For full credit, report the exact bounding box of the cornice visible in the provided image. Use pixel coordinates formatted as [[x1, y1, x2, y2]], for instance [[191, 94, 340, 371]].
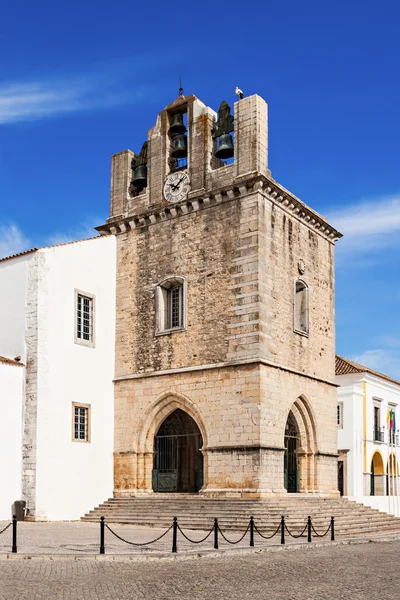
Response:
[[96, 173, 342, 243]]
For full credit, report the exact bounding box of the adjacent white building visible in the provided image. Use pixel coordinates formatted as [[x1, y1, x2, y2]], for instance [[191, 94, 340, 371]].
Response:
[[0, 357, 24, 519], [0, 235, 116, 520], [337, 355, 400, 515]]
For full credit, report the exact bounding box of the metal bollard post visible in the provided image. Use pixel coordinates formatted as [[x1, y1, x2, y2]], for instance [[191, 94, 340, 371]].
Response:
[[214, 518, 218, 550], [12, 515, 17, 554], [331, 516, 335, 541], [307, 516, 312, 543], [100, 517, 105, 554], [172, 517, 178, 553], [249, 516, 254, 547], [280, 515, 285, 545]]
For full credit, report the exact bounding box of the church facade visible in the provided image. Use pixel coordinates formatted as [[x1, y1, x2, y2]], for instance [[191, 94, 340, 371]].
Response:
[[97, 92, 342, 498]]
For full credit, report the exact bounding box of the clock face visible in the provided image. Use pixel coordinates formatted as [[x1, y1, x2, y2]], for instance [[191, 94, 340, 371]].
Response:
[[163, 171, 189, 203]]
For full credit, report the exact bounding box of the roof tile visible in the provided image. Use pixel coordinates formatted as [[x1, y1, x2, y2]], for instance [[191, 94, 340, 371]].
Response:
[[336, 355, 400, 387], [0, 356, 24, 367]]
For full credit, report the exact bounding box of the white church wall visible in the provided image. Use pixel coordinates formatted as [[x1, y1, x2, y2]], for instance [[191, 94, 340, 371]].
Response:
[[0, 254, 32, 362], [34, 235, 116, 520], [0, 361, 24, 520]]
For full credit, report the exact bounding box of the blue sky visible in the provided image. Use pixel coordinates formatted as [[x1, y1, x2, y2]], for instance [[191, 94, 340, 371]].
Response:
[[1, 0, 400, 377]]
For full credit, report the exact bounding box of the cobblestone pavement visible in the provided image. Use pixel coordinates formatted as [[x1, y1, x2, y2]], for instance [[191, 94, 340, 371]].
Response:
[[1, 539, 400, 599], [0, 520, 315, 555]]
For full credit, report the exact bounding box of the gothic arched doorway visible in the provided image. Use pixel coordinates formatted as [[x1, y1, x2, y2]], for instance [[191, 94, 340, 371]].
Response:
[[152, 409, 204, 493], [284, 412, 299, 493]]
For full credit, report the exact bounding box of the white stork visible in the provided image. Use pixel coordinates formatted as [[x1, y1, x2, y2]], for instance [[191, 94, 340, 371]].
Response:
[[235, 86, 244, 100]]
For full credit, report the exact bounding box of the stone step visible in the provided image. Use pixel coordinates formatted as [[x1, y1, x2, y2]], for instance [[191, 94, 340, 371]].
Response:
[[95, 503, 376, 513], [85, 508, 393, 518], [82, 495, 400, 535], [83, 502, 391, 512], [82, 516, 400, 530]]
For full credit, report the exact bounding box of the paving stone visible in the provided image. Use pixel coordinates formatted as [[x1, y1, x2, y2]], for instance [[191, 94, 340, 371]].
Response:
[[1, 538, 400, 599]]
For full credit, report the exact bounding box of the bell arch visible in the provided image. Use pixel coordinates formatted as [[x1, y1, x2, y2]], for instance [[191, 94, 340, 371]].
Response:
[[284, 395, 317, 493]]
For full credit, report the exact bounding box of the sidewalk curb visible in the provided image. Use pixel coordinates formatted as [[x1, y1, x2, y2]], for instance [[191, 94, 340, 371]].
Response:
[[1, 533, 400, 562]]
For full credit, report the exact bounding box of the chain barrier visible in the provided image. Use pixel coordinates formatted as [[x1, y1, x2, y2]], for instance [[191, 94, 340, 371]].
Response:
[[4, 512, 334, 556], [0, 522, 12, 537], [104, 522, 173, 547], [217, 521, 250, 545], [0, 516, 17, 553], [284, 522, 308, 539], [253, 520, 281, 540], [311, 521, 332, 538], [99, 514, 334, 554], [177, 524, 214, 544]]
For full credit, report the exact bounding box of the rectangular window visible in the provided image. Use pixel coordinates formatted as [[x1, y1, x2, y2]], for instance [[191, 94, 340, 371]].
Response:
[[155, 278, 186, 335], [374, 406, 380, 431], [168, 285, 183, 329], [373, 405, 384, 442], [294, 279, 309, 335], [72, 403, 91, 442], [337, 403, 343, 428], [75, 290, 95, 347]]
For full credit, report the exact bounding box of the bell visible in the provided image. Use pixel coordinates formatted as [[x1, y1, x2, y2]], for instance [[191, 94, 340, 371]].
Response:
[[169, 113, 186, 135], [215, 133, 234, 160], [170, 133, 187, 158], [132, 164, 147, 188]]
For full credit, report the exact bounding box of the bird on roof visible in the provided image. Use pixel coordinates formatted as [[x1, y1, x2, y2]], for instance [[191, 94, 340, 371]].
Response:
[[235, 86, 244, 100]]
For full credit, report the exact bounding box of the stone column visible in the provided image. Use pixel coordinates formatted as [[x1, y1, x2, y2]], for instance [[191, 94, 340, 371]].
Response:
[[234, 94, 269, 180], [110, 150, 134, 219]]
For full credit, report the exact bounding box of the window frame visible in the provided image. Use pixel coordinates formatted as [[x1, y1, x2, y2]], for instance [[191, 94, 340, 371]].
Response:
[[72, 402, 91, 443], [337, 402, 344, 429], [293, 278, 309, 337], [74, 289, 96, 348], [372, 398, 384, 443], [155, 276, 187, 336]]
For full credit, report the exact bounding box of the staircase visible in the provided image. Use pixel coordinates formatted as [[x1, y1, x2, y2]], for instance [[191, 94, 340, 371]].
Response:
[[82, 495, 400, 537]]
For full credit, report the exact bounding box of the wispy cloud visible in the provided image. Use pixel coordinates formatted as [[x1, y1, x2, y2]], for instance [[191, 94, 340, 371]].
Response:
[[327, 194, 400, 255], [0, 63, 150, 124], [0, 223, 30, 258], [351, 349, 400, 381], [45, 218, 104, 246], [0, 218, 106, 259]]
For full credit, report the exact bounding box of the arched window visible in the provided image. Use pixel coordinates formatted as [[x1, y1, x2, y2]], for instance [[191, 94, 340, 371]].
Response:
[[155, 276, 186, 334], [294, 279, 309, 335]]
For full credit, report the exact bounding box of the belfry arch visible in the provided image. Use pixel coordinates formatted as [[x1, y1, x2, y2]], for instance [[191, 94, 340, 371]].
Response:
[[284, 396, 317, 493]]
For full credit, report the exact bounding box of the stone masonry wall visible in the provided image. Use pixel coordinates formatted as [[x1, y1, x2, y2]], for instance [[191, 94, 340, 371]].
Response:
[[114, 192, 264, 379], [258, 192, 336, 382], [114, 361, 338, 496], [22, 253, 41, 516]]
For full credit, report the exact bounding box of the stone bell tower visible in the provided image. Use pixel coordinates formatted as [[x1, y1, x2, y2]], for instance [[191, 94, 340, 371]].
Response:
[[98, 90, 342, 498]]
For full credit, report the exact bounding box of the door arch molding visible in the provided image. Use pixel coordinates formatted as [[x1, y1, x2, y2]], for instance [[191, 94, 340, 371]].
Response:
[[137, 391, 208, 454], [283, 395, 317, 492]]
